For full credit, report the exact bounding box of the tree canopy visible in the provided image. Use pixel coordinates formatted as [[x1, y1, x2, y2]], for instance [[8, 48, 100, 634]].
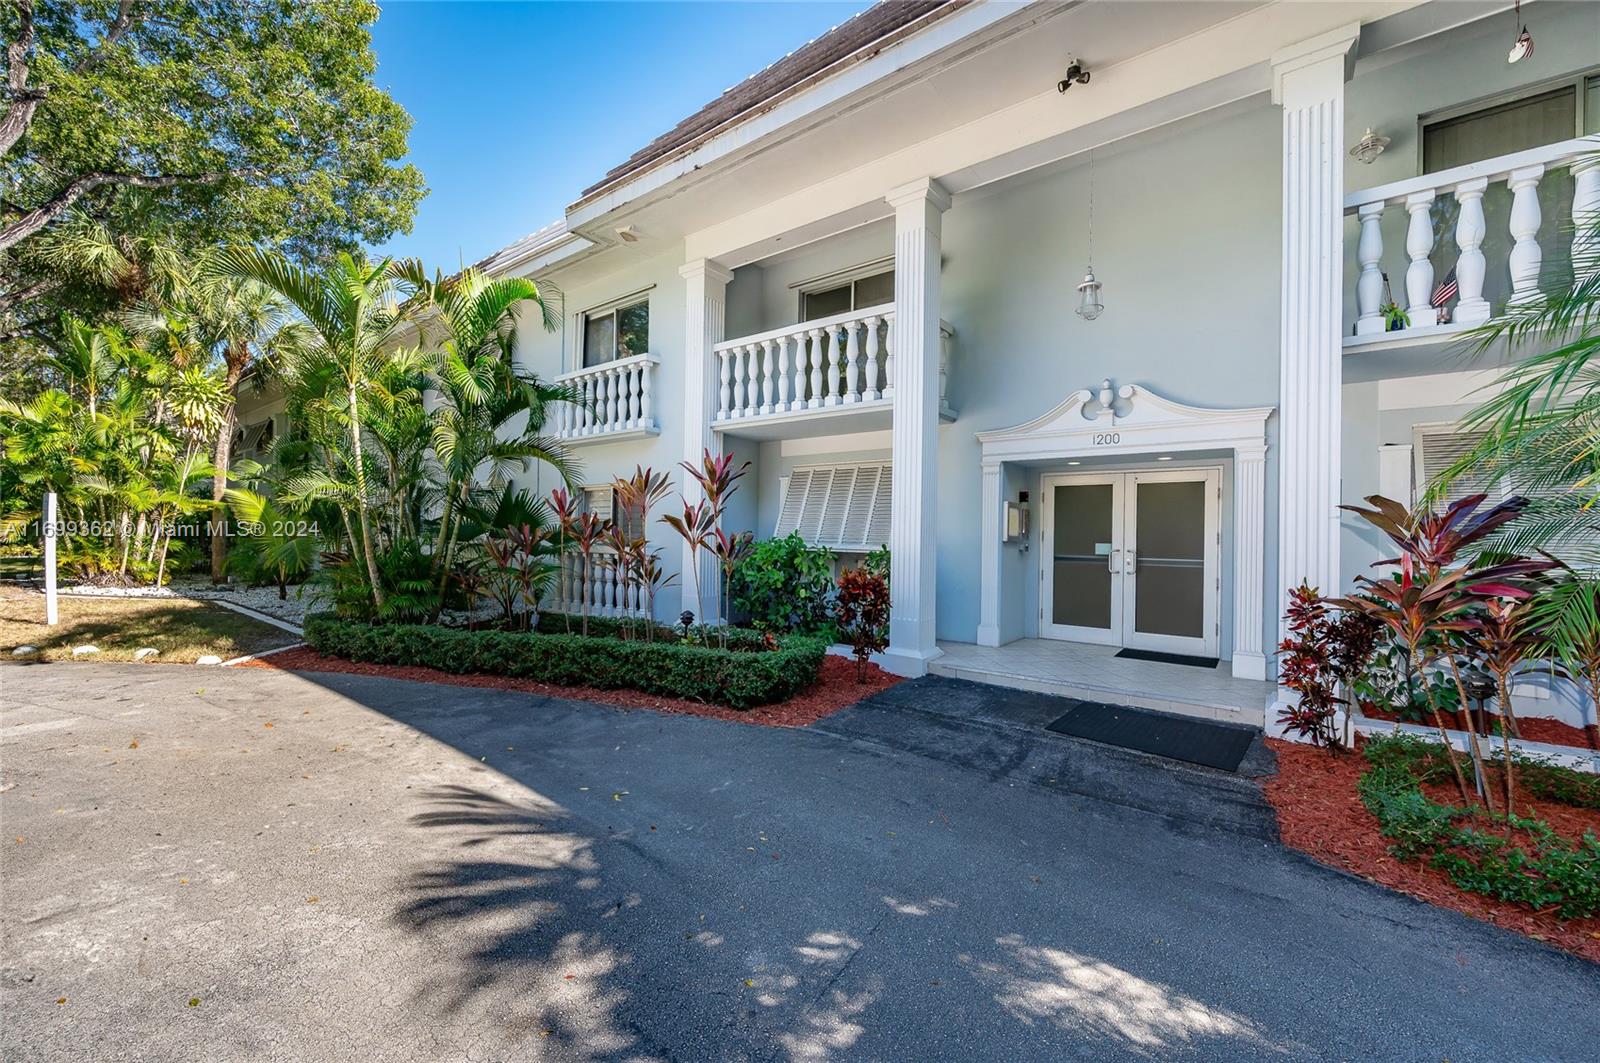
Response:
[[0, 0, 426, 338]]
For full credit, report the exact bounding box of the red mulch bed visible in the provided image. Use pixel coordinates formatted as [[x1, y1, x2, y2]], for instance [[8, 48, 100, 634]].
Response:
[[1360, 706, 1598, 752], [1263, 738, 1600, 964], [241, 647, 901, 728]]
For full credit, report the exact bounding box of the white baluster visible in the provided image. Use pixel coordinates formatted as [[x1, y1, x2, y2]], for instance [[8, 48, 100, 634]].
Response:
[[1574, 157, 1600, 284], [627, 363, 642, 428], [607, 367, 621, 429], [744, 344, 760, 416], [807, 329, 824, 408], [777, 335, 792, 411], [882, 317, 895, 400], [1454, 177, 1490, 325], [819, 328, 838, 406], [842, 322, 861, 403], [580, 378, 593, 435], [718, 349, 733, 419], [760, 339, 775, 414], [862, 316, 882, 401], [731, 344, 747, 418], [793, 333, 810, 408], [1354, 201, 1386, 335], [1507, 164, 1544, 308], [1404, 189, 1435, 323], [640, 359, 654, 428]]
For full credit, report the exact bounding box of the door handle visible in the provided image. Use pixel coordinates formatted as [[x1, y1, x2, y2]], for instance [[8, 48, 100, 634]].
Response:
[[1107, 547, 1120, 575], [1124, 550, 1136, 575]]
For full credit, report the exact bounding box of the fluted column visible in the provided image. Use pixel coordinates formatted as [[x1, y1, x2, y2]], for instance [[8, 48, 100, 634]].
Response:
[[1231, 446, 1268, 681], [977, 460, 1002, 647], [1272, 25, 1356, 704], [883, 177, 950, 676], [680, 257, 732, 623]]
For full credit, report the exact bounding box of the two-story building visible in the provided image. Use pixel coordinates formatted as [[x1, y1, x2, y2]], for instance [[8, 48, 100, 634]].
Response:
[[238, 0, 1600, 730]]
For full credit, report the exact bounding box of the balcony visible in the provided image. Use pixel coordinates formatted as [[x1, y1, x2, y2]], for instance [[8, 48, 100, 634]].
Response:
[[712, 304, 954, 441], [1343, 137, 1600, 378], [552, 354, 661, 444]]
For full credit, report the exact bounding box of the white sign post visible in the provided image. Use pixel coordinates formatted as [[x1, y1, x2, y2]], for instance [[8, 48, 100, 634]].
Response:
[[42, 490, 58, 626]]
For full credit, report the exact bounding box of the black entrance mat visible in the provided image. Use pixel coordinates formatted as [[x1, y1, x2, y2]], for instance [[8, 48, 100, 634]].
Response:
[[1045, 702, 1257, 772], [1115, 648, 1218, 669]]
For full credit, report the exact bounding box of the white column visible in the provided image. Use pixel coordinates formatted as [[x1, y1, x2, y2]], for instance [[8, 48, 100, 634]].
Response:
[[42, 490, 58, 626], [977, 460, 1002, 647], [883, 177, 950, 676], [1271, 25, 1356, 709], [1231, 447, 1267, 681], [1353, 202, 1386, 335], [680, 258, 732, 623]]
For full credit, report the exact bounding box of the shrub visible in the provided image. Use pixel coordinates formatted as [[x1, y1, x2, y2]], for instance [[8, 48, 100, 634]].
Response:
[[304, 613, 826, 709], [728, 532, 836, 634], [834, 564, 889, 681], [535, 611, 770, 651], [1358, 735, 1600, 918]]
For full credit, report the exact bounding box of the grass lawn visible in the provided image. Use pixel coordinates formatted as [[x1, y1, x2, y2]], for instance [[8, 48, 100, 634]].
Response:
[[0, 586, 299, 664]]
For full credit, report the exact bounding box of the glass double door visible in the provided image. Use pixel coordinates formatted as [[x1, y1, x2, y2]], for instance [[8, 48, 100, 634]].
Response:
[[1041, 469, 1220, 657]]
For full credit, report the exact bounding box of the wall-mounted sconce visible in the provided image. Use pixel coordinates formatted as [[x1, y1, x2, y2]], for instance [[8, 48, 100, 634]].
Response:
[[1349, 128, 1390, 165]]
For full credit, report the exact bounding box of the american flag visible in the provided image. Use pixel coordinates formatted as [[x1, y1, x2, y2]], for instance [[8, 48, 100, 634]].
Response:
[[1432, 267, 1458, 308]]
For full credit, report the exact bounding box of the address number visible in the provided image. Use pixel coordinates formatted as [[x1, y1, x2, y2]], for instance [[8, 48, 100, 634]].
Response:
[[1092, 432, 1121, 446]]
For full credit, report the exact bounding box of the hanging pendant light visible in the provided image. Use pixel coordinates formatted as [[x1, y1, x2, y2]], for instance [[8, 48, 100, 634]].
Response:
[[1076, 150, 1104, 320], [1508, 0, 1533, 63]]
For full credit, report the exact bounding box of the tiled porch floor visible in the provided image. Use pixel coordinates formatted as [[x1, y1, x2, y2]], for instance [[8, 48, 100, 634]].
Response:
[[930, 639, 1275, 726]]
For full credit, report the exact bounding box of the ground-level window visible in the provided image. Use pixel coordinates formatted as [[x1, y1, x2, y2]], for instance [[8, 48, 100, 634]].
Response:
[[800, 268, 894, 321], [582, 484, 645, 539], [774, 462, 891, 552], [581, 295, 649, 368]]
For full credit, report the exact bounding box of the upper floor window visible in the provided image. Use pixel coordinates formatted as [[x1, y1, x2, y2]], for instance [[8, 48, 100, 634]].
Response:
[[1421, 72, 1600, 173], [800, 268, 894, 321], [581, 295, 649, 368]]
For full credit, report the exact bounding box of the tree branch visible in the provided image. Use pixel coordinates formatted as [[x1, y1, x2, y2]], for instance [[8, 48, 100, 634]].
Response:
[[0, 0, 38, 158], [0, 275, 56, 314], [0, 170, 240, 254], [74, 0, 139, 74]]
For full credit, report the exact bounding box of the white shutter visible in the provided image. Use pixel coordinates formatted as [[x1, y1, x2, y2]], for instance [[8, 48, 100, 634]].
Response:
[[1415, 428, 1495, 506], [772, 461, 893, 551], [583, 486, 614, 521]]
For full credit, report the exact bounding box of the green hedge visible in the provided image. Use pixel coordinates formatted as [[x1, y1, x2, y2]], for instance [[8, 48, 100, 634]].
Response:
[[534, 611, 771, 651], [304, 613, 826, 710], [1358, 735, 1600, 919]]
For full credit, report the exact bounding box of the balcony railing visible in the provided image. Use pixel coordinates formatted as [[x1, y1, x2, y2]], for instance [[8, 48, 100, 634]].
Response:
[[1345, 137, 1600, 343], [545, 553, 647, 619], [553, 354, 660, 443], [712, 303, 952, 428]]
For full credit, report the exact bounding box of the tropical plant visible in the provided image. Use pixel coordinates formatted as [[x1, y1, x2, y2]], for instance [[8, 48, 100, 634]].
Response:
[[835, 564, 890, 682], [1276, 584, 1344, 749], [729, 532, 837, 634], [1527, 573, 1600, 751], [223, 486, 316, 600], [709, 528, 755, 649]]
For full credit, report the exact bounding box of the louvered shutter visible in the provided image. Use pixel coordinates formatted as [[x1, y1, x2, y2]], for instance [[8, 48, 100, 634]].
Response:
[[773, 462, 893, 551], [1416, 429, 1495, 506], [583, 486, 614, 521]]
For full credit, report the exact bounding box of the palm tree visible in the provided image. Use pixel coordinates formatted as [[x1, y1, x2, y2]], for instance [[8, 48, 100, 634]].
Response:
[[213, 250, 422, 611]]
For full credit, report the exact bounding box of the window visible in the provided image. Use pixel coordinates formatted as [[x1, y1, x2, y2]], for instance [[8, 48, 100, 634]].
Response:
[[581, 296, 649, 368], [1413, 426, 1494, 507], [800, 269, 894, 321], [582, 485, 645, 539], [775, 462, 892, 552], [1422, 86, 1578, 173]]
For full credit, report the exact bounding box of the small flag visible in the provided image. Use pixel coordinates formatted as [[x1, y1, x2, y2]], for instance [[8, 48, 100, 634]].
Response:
[[1431, 268, 1458, 308]]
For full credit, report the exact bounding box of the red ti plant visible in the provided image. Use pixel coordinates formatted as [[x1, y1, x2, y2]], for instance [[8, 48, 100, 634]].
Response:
[[549, 488, 579, 634], [660, 499, 714, 642], [835, 564, 891, 682], [1333, 493, 1553, 811], [1277, 584, 1343, 750], [709, 527, 754, 649], [663, 449, 751, 643], [569, 511, 607, 637], [634, 544, 675, 643], [1472, 596, 1546, 815]]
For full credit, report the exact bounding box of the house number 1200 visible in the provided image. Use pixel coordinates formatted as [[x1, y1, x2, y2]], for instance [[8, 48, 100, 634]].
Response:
[[1092, 432, 1121, 446]]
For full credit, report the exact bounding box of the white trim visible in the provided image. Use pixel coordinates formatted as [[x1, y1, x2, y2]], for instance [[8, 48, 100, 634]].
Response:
[[976, 383, 1273, 677], [787, 255, 895, 292], [779, 430, 893, 457]]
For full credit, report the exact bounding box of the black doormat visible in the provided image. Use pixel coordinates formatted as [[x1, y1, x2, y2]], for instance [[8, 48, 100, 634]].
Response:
[[1045, 702, 1257, 772], [1115, 648, 1218, 669]]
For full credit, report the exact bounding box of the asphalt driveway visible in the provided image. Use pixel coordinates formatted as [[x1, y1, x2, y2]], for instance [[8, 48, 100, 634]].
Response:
[[3, 663, 1597, 1061]]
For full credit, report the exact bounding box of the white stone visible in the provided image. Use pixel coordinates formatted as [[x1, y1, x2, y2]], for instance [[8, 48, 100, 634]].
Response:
[[133, 647, 159, 661], [194, 655, 224, 666], [11, 645, 37, 656], [71, 645, 99, 657]]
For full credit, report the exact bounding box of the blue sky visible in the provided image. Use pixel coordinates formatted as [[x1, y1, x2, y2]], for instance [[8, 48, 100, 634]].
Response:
[[370, 1, 876, 269]]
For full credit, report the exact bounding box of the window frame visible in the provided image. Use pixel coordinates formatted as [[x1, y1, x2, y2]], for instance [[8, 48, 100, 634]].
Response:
[[1417, 66, 1600, 174], [792, 257, 896, 321], [575, 287, 654, 370]]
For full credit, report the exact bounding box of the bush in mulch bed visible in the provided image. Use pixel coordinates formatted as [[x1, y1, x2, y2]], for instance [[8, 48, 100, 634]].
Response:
[[303, 612, 829, 710], [244, 646, 901, 728], [1263, 735, 1600, 963], [1360, 704, 1598, 753]]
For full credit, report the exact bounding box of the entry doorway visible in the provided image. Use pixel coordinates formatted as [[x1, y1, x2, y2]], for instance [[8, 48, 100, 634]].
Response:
[[1040, 468, 1220, 658]]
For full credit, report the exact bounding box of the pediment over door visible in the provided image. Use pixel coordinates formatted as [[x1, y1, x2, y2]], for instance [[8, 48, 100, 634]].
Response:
[[976, 381, 1273, 462]]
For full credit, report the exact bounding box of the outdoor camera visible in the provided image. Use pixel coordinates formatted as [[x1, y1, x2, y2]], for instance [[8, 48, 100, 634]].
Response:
[[1057, 61, 1090, 93]]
